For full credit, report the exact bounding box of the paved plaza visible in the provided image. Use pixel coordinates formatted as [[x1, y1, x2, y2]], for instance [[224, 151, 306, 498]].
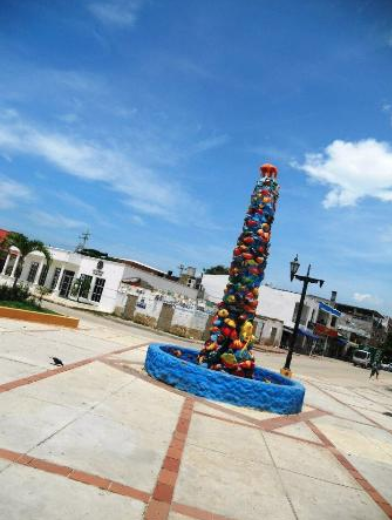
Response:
[[1, 308, 392, 520]]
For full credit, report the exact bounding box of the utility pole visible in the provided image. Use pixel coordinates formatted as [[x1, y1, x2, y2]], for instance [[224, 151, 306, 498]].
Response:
[[75, 230, 90, 253]]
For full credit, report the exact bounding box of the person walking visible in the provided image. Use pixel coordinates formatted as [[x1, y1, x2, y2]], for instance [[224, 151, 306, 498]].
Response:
[[369, 360, 381, 380]]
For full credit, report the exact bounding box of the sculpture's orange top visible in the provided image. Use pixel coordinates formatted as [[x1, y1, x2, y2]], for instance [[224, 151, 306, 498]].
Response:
[[260, 164, 278, 178]]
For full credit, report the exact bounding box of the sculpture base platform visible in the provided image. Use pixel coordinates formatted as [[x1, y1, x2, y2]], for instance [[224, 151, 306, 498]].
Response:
[[145, 344, 305, 415]]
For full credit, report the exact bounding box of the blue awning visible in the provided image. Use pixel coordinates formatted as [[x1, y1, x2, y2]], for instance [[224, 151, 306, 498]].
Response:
[[319, 302, 341, 318], [298, 326, 320, 340]]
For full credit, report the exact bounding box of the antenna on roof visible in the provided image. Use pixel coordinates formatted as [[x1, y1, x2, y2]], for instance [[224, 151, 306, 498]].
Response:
[[75, 230, 90, 252]]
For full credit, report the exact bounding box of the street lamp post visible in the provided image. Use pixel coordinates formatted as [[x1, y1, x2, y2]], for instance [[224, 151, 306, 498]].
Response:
[[281, 255, 324, 377]]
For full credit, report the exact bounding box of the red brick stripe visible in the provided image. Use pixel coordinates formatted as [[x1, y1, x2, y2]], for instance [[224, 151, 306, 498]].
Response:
[[194, 409, 261, 430], [144, 397, 195, 520], [0, 342, 149, 394], [0, 447, 150, 503], [306, 421, 392, 519], [172, 502, 236, 520]]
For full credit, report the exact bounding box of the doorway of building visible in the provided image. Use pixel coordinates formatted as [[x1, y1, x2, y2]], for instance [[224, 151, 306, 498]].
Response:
[[59, 270, 75, 298]]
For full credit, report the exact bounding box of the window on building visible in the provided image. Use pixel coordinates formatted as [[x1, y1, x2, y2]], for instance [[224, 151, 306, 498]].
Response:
[[270, 327, 278, 344], [293, 303, 309, 325], [50, 267, 62, 290], [331, 316, 337, 328], [79, 274, 92, 299], [38, 265, 49, 286], [27, 262, 39, 283], [91, 278, 106, 302], [5, 255, 17, 276]]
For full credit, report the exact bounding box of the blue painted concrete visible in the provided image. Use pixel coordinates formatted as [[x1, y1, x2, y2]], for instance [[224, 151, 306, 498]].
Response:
[[145, 344, 305, 415]]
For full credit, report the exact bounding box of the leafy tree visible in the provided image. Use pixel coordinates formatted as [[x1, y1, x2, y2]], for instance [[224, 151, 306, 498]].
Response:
[[3, 233, 51, 287], [203, 265, 230, 275], [36, 286, 51, 307], [381, 333, 392, 354], [71, 275, 92, 301], [80, 248, 108, 259]]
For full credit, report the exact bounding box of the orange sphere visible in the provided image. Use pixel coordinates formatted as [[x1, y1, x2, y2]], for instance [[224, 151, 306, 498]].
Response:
[[260, 163, 278, 178]]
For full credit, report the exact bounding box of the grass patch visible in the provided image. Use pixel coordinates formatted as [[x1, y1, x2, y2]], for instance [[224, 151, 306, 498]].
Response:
[[0, 300, 60, 315]]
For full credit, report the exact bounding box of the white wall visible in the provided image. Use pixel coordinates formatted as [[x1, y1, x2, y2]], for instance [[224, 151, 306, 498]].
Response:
[[123, 265, 198, 299], [202, 274, 319, 329], [133, 294, 163, 320], [172, 306, 210, 330]]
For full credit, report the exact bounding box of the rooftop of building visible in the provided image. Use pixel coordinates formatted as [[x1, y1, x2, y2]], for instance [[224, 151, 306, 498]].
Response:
[[335, 302, 384, 320]]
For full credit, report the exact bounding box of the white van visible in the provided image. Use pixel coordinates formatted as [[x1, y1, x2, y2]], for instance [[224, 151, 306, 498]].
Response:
[[353, 350, 371, 368]]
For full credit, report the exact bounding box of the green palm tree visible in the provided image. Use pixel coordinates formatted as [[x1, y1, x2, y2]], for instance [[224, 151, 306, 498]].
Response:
[[4, 232, 52, 287]]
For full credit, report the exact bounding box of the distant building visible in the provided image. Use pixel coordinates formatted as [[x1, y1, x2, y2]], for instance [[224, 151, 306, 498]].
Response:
[[0, 241, 198, 313], [335, 303, 387, 347], [201, 274, 345, 354]]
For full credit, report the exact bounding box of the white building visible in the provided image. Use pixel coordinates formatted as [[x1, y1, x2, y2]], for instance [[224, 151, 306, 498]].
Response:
[[202, 275, 321, 328], [201, 274, 337, 349], [0, 246, 198, 313]]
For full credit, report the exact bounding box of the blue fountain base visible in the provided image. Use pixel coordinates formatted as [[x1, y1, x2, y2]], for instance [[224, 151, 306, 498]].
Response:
[[145, 344, 305, 415]]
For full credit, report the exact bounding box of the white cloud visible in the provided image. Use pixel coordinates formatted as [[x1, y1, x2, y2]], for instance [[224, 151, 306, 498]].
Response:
[[353, 292, 372, 302], [58, 113, 79, 124], [353, 292, 382, 306], [381, 226, 392, 243], [0, 175, 32, 209], [191, 135, 229, 154], [30, 210, 86, 230], [88, 0, 145, 27], [294, 139, 392, 208], [130, 215, 145, 226], [0, 113, 204, 224]]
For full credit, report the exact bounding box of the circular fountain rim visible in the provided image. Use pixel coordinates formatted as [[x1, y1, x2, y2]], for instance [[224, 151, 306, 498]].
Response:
[[145, 344, 305, 415]]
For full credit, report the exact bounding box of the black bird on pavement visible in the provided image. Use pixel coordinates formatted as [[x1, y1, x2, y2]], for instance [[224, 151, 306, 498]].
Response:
[[51, 357, 64, 367]]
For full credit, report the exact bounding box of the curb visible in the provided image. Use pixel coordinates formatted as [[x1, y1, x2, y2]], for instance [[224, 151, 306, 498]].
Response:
[[0, 306, 79, 329]]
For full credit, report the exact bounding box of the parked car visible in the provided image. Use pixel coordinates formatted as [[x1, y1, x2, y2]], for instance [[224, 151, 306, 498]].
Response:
[[352, 349, 372, 368], [381, 361, 392, 371]]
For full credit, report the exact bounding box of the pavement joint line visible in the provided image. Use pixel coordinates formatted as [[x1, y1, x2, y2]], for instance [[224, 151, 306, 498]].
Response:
[[260, 422, 300, 520], [144, 396, 195, 520], [305, 379, 392, 434], [306, 420, 392, 519], [23, 371, 139, 466], [0, 446, 151, 503], [0, 342, 149, 394], [267, 429, 325, 447], [322, 410, 388, 429], [0, 355, 47, 369]]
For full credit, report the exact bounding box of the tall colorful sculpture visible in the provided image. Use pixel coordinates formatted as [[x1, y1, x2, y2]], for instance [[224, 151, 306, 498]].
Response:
[[198, 164, 279, 378]]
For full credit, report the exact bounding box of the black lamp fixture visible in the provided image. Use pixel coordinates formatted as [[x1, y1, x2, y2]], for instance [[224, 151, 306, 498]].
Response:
[[290, 254, 300, 281]]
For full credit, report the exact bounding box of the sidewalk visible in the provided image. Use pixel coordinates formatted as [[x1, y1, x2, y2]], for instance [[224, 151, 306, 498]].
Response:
[[0, 313, 392, 519]]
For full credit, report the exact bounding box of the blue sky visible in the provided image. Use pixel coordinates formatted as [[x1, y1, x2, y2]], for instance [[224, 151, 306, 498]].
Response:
[[0, 0, 392, 314]]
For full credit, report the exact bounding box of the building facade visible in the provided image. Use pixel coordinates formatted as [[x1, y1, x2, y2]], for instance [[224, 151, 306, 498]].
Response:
[[201, 275, 340, 353], [0, 245, 198, 313]]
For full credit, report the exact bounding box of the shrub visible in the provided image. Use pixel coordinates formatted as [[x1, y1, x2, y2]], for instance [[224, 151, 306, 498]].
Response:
[[133, 313, 157, 328], [170, 325, 188, 338], [0, 284, 31, 302]]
